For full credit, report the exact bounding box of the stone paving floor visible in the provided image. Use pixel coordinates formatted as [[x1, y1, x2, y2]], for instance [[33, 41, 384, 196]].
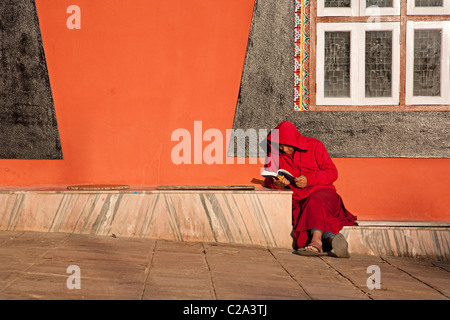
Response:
[[0, 231, 449, 301]]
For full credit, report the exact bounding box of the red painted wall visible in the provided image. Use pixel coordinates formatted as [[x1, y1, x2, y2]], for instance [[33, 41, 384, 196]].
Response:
[[0, 0, 448, 222]]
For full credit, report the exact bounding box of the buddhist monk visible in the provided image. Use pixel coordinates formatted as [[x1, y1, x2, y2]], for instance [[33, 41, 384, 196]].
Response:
[[264, 121, 357, 257]]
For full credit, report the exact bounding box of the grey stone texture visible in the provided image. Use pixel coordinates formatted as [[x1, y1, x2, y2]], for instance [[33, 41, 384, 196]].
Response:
[[0, 0, 62, 159]]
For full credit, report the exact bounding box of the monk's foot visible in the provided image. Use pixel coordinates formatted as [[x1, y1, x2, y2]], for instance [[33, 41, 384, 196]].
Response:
[[305, 240, 323, 253]]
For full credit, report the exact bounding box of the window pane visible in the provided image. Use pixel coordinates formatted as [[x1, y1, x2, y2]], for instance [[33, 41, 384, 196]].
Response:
[[366, 0, 393, 8], [415, 0, 443, 7], [325, 0, 351, 8], [413, 29, 441, 97], [365, 31, 392, 98], [324, 31, 351, 97]]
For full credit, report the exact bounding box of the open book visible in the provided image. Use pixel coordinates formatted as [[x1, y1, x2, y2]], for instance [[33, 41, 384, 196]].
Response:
[[261, 168, 296, 184]]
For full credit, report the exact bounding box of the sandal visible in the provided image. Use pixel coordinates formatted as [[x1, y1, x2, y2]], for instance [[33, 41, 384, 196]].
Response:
[[331, 233, 350, 258], [296, 245, 328, 256]]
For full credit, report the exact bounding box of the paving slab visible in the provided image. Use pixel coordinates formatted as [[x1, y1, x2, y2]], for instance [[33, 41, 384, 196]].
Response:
[[204, 243, 309, 300], [0, 231, 449, 302], [381, 256, 450, 298], [143, 241, 214, 300], [321, 254, 448, 300], [270, 249, 370, 300]]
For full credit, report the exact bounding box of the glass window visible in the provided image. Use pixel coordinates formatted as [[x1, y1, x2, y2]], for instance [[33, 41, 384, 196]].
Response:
[[312, 0, 450, 109], [324, 32, 351, 98], [325, 0, 352, 7], [366, 0, 393, 7], [415, 0, 443, 6], [365, 31, 393, 98], [406, 22, 450, 104], [318, 0, 400, 16], [318, 0, 359, 16], [413, 29, 441, 97], [407, 0, 450, 14], [317, 23, 400, 105], [361, 0, 400, 15]]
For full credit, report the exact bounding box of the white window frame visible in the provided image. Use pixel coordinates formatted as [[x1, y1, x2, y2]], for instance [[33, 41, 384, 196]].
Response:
[[360, 0, 401, 16], [407, 0, 450, 15], [316, 22, 400, 106], [318, 0, 400, 17], [406, 21, 450, 105]]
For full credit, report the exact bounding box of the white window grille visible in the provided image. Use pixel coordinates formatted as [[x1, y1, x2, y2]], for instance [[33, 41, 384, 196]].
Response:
[[317, 0, 400, 17], [316, 22, 400, 105], [407, 0, 450, 15], [405, 21, 450, 105]]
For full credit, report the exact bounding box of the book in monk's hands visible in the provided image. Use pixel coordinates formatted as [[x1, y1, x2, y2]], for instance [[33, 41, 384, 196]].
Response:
[[261, 168, 296, 184]]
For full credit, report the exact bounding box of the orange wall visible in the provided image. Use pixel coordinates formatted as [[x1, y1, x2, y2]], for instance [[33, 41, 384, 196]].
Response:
[[0, 0, 448, 222]]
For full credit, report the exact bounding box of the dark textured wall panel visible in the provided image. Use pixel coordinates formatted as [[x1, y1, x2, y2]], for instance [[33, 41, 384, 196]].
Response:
[[288, 111, 449, 158], [230, 0, 295, 157], [231, 0, 450, 158], [0, 0, 62, 159]]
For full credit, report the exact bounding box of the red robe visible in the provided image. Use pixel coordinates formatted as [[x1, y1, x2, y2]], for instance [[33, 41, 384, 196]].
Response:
[[264, 121, 357, 249]]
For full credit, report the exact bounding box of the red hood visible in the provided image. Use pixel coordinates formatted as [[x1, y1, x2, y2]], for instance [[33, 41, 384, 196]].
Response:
[[267, 121, 307, 150]]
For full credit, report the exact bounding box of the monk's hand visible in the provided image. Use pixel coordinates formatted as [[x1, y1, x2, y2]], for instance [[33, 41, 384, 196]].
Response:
[[294, 175, 307, 188], [273, 176, 290, 188]]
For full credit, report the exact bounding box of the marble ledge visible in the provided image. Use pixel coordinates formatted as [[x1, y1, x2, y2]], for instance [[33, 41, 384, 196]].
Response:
[[349, 220, 450, 228], [0, 186, 294, 249], [0, 186, 293, 195]]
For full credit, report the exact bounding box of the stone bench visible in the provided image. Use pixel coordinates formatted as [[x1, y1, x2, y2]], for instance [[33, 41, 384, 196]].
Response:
[[0, 186, 293, 248], [343, 221, 450, 261]]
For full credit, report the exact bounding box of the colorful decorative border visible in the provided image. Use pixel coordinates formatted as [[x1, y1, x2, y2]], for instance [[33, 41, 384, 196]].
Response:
[[294, 0, 310, 111]]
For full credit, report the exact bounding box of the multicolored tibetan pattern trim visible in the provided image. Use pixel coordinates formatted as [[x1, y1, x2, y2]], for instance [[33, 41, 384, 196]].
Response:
[[294, 0, 310, 111]]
